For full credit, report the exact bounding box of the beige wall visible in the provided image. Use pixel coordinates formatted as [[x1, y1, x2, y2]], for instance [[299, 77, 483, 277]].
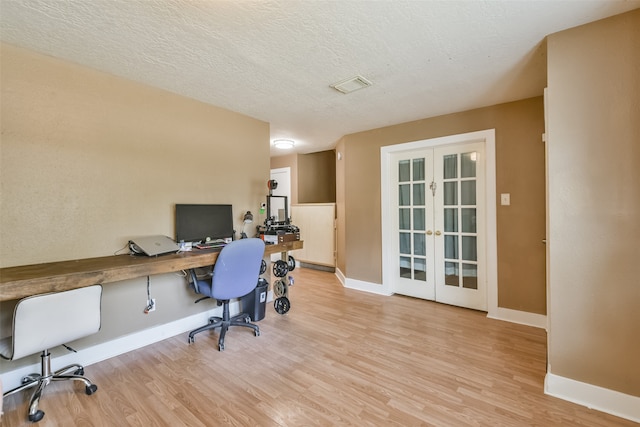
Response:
[[270, 150, 336, 204], [547, 10, 640, 397], [0, 43, 270, 371], [337, 97, 547, 314], [298, 150, 336, 204]]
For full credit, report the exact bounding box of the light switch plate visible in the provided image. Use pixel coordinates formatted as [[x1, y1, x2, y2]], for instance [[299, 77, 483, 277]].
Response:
[[501, 193, 511, 206]]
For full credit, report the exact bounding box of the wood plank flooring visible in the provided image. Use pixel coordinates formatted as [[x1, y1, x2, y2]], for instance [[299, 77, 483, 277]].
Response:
[[2, 267, 634, 426]]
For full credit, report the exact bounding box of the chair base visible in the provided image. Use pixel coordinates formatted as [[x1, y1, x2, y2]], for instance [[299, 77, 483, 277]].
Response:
[[2, 350, 97, 423], [188, 300, 260, 351]]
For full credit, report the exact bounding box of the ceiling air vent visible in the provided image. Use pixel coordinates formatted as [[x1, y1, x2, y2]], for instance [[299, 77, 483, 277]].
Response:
[[330, 75, 373, 94]]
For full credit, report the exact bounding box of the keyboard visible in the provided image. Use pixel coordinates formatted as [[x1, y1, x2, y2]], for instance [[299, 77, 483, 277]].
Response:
[[195, 242, 226, 249]]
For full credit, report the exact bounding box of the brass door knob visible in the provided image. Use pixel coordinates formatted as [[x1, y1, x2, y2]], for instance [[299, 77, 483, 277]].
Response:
[[426, 230, 433, 235], [435, 230, 442, 236]]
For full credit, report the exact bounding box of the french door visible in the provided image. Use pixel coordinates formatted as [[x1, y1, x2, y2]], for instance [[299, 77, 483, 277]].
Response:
[[390, 141, 487, 311]]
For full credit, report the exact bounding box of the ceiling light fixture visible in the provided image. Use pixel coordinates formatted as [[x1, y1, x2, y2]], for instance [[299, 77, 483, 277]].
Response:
[[330, 75, 373, 94], [273, 139, 295, 149]]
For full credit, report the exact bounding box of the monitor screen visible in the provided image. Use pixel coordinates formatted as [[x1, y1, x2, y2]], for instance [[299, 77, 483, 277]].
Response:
[[175, 204, 234, 243]]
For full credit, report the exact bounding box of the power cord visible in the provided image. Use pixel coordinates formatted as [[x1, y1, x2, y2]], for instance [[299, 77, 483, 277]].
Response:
[[143, 276, 155, 313], [113, 242, 130, 256]]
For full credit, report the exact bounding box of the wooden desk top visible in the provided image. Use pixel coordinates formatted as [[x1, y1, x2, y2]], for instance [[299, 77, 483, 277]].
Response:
[[0, 240, 302, 302]]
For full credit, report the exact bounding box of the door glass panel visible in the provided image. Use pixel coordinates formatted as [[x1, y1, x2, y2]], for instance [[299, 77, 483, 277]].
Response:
[[399, 160, 410, 182], [445, 235, 458, 259], [414, 233, 426, 256], [399, 232, 411, 254], [413, 158, 425, 181], [400, 257, 412, 278], [462, 236, 477, 261], [461, 180, 476, 205], [443, 182, 457, 205], [413, 183, 425, 205], [444, 208, 458, 232], [413, 208, 425, 231], [399, 184, 410, 206], [399, 208, 410, 230], [443, 154, 457, 179], [462, 263, 478, 289], [445, 261, 459, 286], [461, 208, 476, 233], [397, 155, 430, 285], [414, 258, 427, 281], [461, 152, 477, 178]]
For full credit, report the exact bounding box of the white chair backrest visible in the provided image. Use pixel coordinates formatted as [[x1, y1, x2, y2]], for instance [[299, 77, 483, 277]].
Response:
[[11, 285, 102, 360]]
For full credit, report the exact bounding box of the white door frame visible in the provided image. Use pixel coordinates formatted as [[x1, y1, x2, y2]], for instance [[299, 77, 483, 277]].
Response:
[[381, 129, 498, 315], [269, 167, 291, 218]]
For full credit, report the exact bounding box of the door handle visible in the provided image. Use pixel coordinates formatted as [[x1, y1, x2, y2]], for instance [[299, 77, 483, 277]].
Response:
[[435, 230, 442, 236], [426, 230, 433, 235]]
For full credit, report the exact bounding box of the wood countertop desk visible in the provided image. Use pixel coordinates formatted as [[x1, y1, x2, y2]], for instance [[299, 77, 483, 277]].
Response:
[[0, 240, 303, 302]]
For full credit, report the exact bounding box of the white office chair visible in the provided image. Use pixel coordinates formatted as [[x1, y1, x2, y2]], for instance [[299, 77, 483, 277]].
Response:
[[0, 285, 102, 423]]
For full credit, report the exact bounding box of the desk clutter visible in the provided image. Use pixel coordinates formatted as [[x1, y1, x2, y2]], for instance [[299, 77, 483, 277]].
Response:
[[257, 179, 301, 245]]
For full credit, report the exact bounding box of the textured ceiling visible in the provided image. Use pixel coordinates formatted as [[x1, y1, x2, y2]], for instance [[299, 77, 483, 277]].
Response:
[[1, 0, 639, 155]]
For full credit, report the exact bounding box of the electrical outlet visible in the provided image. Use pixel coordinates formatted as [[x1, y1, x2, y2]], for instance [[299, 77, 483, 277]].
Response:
[[500, 193, 511, 206]]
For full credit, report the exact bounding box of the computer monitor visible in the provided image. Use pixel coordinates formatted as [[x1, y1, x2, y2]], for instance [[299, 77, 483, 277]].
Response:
[[175, 204, 234, 243]]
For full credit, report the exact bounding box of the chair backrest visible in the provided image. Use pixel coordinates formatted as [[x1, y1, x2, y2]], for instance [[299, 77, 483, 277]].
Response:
[[210, 238, 265, 301], [10, 285, 102, 360]]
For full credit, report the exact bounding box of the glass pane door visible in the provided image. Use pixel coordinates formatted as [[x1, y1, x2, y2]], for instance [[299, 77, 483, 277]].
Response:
[[434, 143, 486, 311], [392, 150, 435, 300]]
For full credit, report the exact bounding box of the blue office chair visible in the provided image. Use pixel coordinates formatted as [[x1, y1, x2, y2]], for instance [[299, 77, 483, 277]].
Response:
[[187, 238, 265, 351], [0, 285, 102, 423]]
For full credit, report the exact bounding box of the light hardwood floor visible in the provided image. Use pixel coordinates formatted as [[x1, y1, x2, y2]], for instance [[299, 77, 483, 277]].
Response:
[[2, 267, 634, 426]]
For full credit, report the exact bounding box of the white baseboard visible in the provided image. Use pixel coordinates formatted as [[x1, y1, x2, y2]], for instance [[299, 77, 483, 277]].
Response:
[[545, 373, 640, 423], [487, 306, 547, 329], [1, 302, 237, 391], [337, 271, 547, 327], [343, 277, 392, 296]]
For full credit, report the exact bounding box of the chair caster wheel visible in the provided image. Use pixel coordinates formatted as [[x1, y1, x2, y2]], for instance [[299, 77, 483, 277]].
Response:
[[218, 343, 225, 351], [188, 335, 195, 344], [22, 375, 36, 384], [74, 367, 85, 376], [255, 330, 260, 337], [85, 384, 98, 395], [29, 409, 45, 422]]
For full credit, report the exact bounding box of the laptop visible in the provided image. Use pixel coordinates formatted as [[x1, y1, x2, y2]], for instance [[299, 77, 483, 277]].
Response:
[[129, 235, 180, 256]]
